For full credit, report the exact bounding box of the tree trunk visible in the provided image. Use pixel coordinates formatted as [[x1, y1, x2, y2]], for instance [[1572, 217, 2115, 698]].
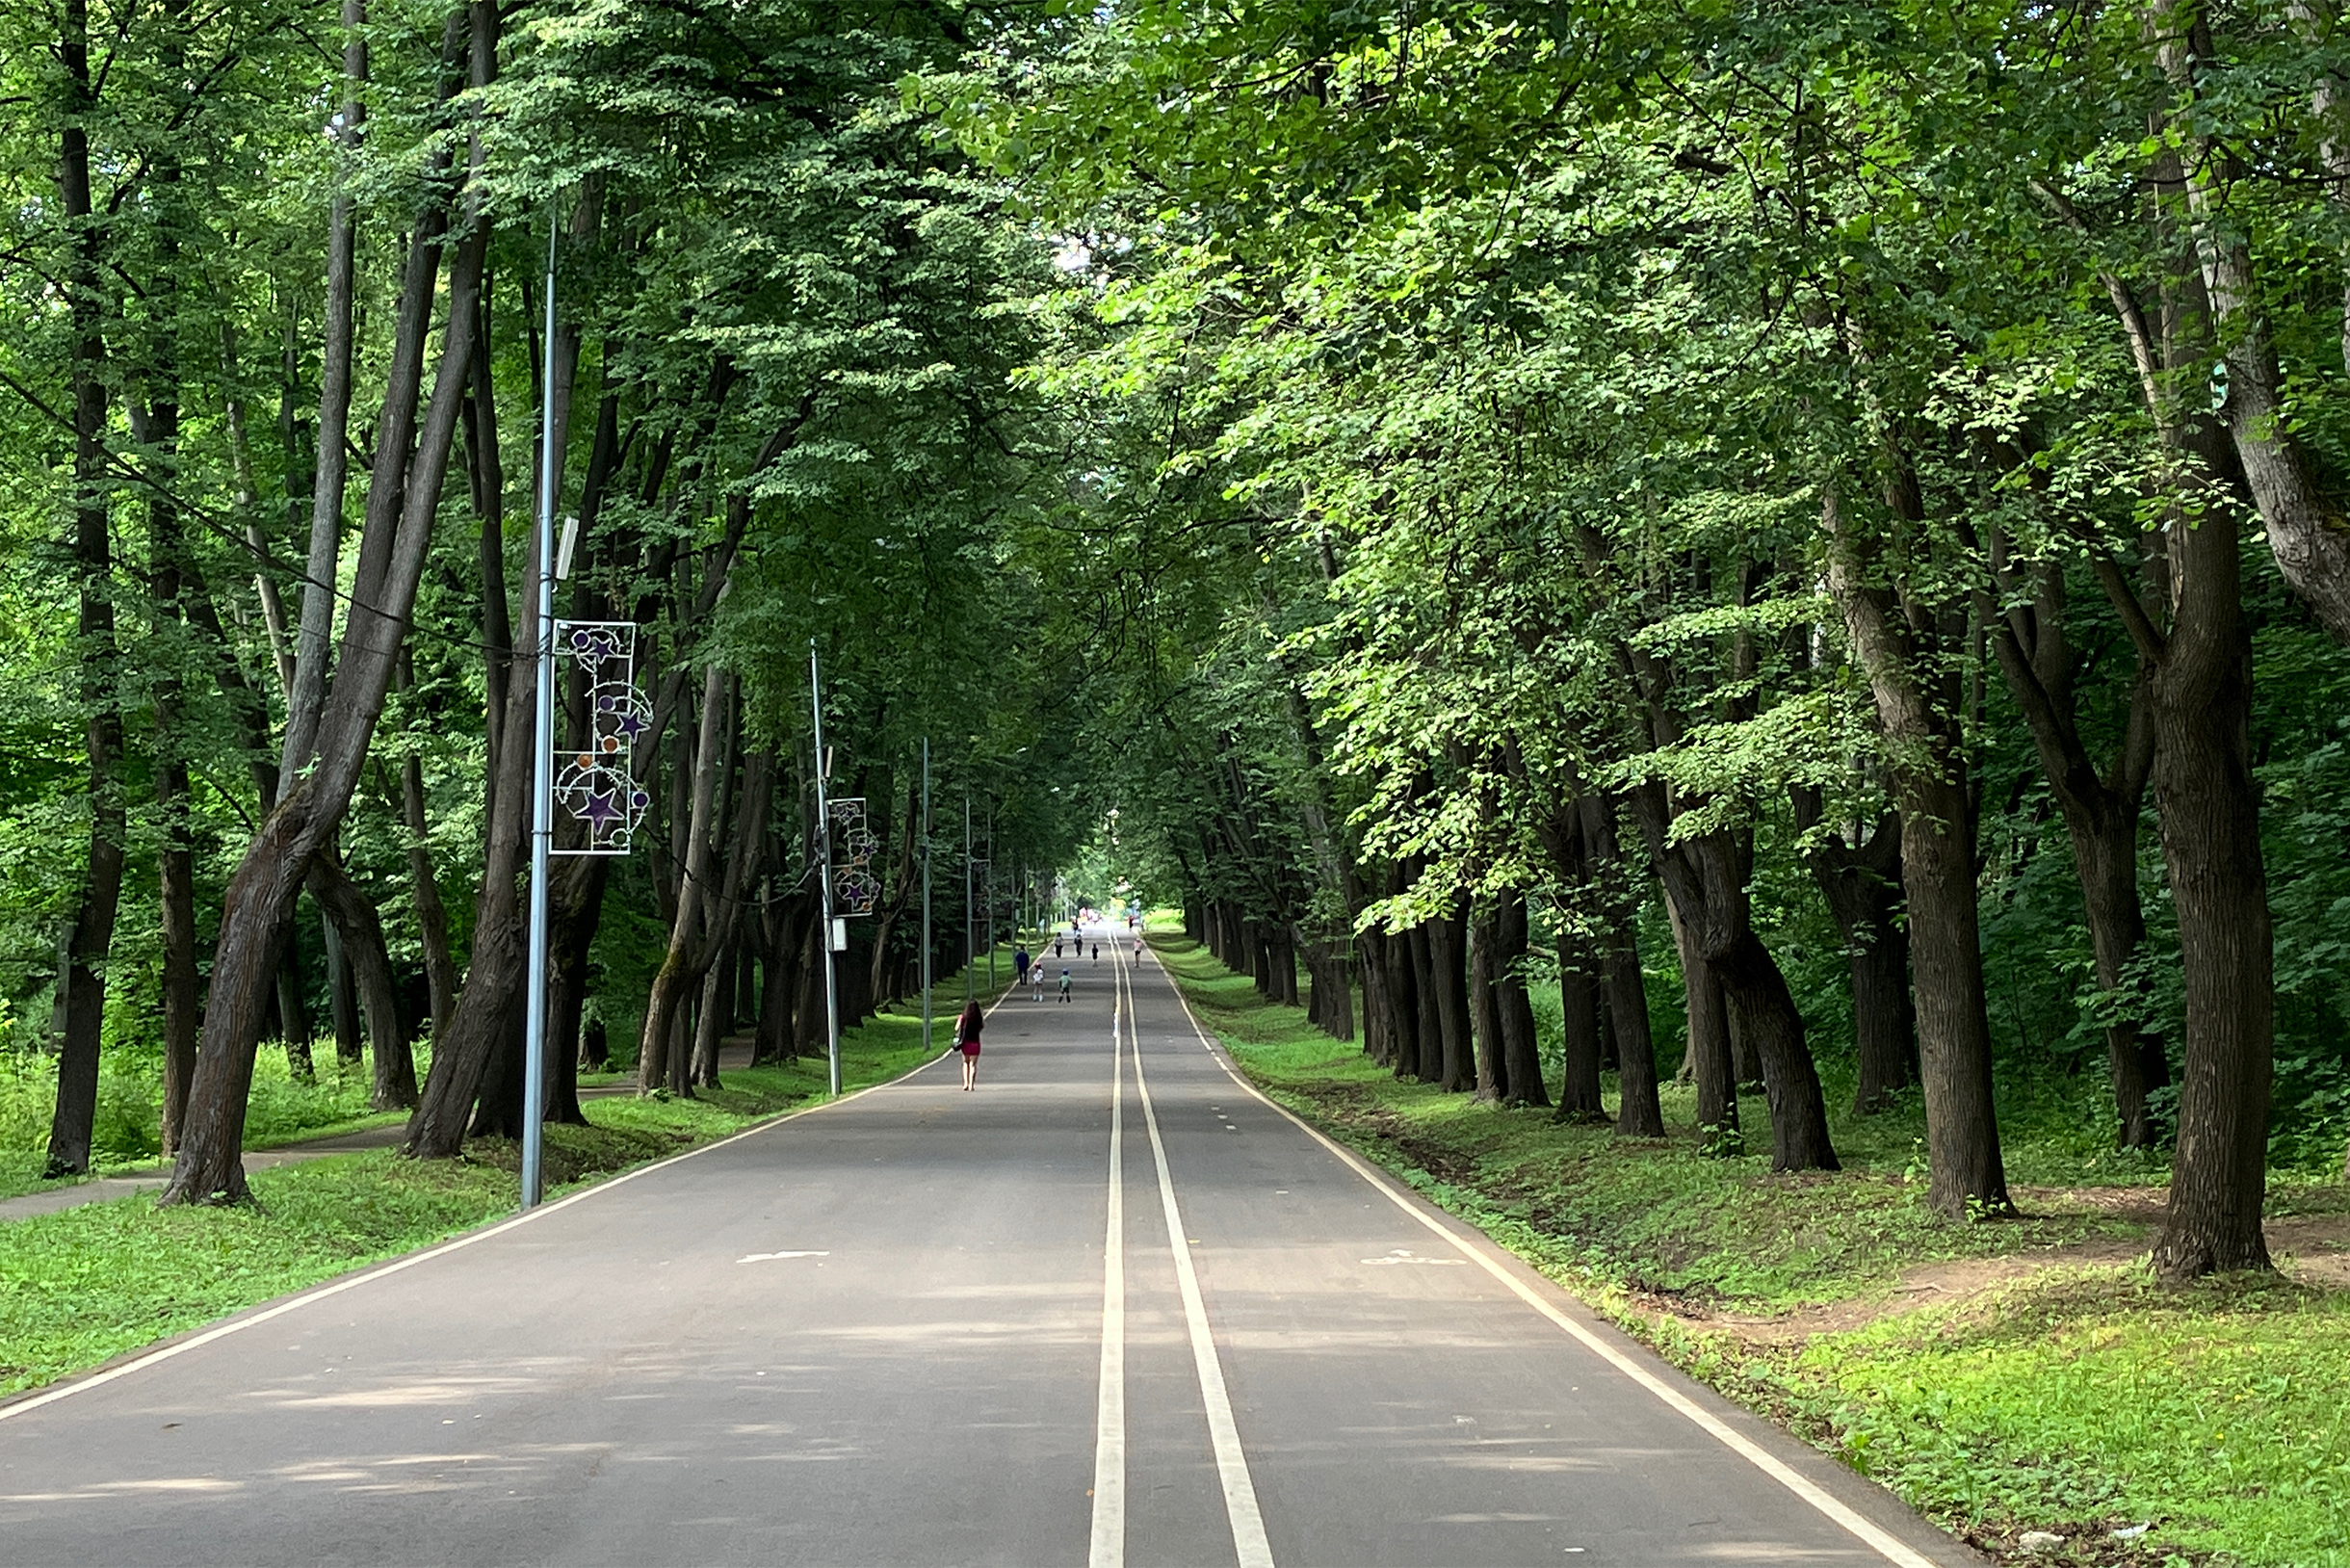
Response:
[[1495, 889, 1547, 1109], [1554, 924, 1606, 1121], [542, 856, 605, 1126], [640, 665, 730, 1093], [392, 657, 458, 1047], [168, 4, 493, 1204], [324, 920, 364, 1065], [46, 0, 125, 1178], [1580, 796, 1667, 1138], [309, 858, 416, 1111], [2055, 65, 2277, 1269], [141, 394, 201, 1159], [1818, 481, 2000, 1213], [1428, 902, 1475, 1094], [691, 748, 774, 1087], [1793, 796, 1915, 1115], [1468, 902, 1507, 1102], [1405, 919, 1441, 1084], [1664, 886, 1735, 1133]]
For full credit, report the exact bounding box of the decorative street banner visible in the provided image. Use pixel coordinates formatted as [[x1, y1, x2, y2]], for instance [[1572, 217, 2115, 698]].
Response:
[[552, 620, 651, 856], [830, 797, 880, 915]]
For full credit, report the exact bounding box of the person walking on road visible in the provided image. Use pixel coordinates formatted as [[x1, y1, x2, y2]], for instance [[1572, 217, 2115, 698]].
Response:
[[1053, 937, 1063, 959], [1091, 941, 1099, 963], [1031, 963, 1047, 1002], [1014, 946, 1031, 985], [954, 999, 985, 1090], [1058, 969, 1073, 1004]]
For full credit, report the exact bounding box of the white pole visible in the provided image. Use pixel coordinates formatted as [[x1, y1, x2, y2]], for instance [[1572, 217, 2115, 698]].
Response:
[[521, 210, 558, 1212], [921, 737, 931, 1054], [812, 641, 840, 1096]]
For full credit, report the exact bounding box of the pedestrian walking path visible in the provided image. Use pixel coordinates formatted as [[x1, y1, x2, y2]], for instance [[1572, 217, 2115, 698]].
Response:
[[0, 1043, 761, 1225]]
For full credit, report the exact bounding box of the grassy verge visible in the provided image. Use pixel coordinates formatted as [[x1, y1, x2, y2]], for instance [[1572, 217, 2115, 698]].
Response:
[[1149, 932, 2350, 1568], [0, 980, 972, 1402], [0, 1047, 436, 1204]]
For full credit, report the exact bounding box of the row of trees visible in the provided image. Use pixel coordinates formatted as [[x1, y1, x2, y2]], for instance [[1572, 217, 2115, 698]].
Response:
[[8, 0, 2347, 1289], [0, 0, 1091, 1200], [955, 0, 2350, 1278]]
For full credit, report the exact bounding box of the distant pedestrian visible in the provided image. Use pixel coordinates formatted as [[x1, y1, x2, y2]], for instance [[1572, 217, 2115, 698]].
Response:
[[955, 999, 984, 1090], [1058, 969, 1073, 1004], [1133, 936, 1142, 959], [1014, 947, 1031, 984], [1031, 964, 1047, 1001], [1091, 942, 1100, 962], [1054, 938, 1063, 959]]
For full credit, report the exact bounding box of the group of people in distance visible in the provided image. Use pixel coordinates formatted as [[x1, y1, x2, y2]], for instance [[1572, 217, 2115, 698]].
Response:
[[957, 914, 1150, 1089]]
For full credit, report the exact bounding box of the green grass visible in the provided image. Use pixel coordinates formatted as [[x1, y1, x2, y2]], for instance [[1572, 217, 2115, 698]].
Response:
[[0, 977, 975, 1402], [0, 1046, 430, 1203], [1150, 933, 2350, 1568]]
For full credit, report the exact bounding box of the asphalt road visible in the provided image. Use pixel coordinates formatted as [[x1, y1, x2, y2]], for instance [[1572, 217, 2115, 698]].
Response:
[[0, 928, 1977, 1567]]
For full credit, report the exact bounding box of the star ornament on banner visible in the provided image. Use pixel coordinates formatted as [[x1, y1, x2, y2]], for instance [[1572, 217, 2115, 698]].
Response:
[[551, 620, 651, 856], [829, 797, 880, 915]]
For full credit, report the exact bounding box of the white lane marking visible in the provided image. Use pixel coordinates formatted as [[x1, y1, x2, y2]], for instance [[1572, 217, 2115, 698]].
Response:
[[737, 1251, 829, 1264], [0, 980, 1028, 1427], [1089, 966, 1127, 1568], [1125, 953, 1274, 1568], [1146, 950, 1943, 1568], [1362, 1250, 1466, 1267]]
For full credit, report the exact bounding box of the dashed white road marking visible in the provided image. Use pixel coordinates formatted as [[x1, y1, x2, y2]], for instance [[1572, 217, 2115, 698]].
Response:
[[1122, 945, 1273, 1568]]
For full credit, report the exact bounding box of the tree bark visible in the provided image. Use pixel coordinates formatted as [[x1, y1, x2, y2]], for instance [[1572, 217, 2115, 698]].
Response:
[[1663, 881, 1735, 1134], [1580, 796, 1668, 1138], [1495, 889, 1547, 1109], [1427, 902, 1475, 1094], [46, 0, 126, 1178], [1468, 902, 1507, 1102], [1793, 796, 1915, 1115], [1978, 550, 2166, 1146], [391, 655, 458, 1047], [166, 4, 493, 1204], [2051, 48, 2277, 1268], [137, 388, 201, 1157], [1818, 481, 2001, 1213], [1405, 918, 1442, 1085], [640, 665, 730, 1093], [308, 858, 416, 1109], [277, 0, 370, 789], [691, 748, 774, 1087]]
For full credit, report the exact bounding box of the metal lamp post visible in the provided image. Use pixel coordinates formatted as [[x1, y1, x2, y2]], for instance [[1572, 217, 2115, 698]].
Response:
[[520, 214, 560, 1212], [811, 641, 840, 1096]]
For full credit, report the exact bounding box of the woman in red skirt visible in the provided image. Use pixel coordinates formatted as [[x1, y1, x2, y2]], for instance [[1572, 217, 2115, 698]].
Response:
[[955, 999, 985, 1090]]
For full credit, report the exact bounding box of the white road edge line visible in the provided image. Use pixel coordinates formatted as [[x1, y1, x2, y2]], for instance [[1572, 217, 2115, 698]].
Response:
[[0, 979, 1025, 1427], [1088, 956, 1127, 1568], [1126, 949, 1275, 1568], [1141, 944, 1943, 1568]]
